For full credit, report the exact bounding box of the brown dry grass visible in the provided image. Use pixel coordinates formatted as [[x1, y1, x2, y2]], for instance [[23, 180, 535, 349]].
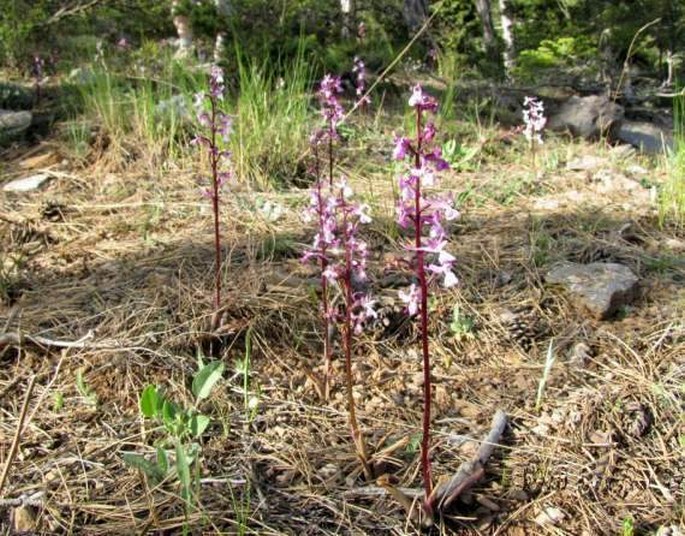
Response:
[[0, 120, 683, 535]]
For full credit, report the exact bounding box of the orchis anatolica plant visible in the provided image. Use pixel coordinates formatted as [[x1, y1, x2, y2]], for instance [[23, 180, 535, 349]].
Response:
[[193, 65, 232, 312], [302, 178, 375, 478], [522, 96, 546, 170], [327, 178, 375, 478], [305, 74, 345, 399], [393, 84, 458, 513], [32, 55, 45, 104], [315, 74, 344, 186], [302, 171, 336, 399], [352, 57, 371, 111], [304, 75, 375, 476]]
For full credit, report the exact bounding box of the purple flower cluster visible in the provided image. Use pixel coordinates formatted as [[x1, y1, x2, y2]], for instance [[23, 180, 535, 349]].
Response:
[[32, 55, 45, 81], [394, 85, 459, 315], [352, 57, 371, 108], [302, 177, 375, 333], [311, 74, 344, 145], [192, 65, 233, 199], [522, 96, 546, 145]]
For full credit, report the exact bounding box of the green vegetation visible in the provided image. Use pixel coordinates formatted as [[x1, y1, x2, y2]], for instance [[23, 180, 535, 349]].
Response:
[[231, 40, 314, 189], [123, 360, 224, 514], [660, 90, 685, 228]]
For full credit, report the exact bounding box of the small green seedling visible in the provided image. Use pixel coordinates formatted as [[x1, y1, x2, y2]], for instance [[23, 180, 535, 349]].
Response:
[[75, 368, 98, 406], [235, 327, 260, 421], [442, 138, 480, 172], [621, 515, 635, 536], [53, 391, 64, 412], [123, 360, 224, 508], [405, 432, 422, 455], [450, 304, 476, 341]]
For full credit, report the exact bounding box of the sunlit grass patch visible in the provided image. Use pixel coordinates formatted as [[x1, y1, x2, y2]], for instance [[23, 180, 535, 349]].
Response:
[[659, 90, 685, 228]]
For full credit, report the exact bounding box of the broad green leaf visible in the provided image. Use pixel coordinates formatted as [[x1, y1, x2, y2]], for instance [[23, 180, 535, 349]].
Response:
[[162, 399, 177, 424], [140, 385, 159, 418], [122, 452, 166, 484], [190, 414, 210, 438], [156, 446, 169, 474], [192, 361, 225, 400], [175, 443, 191, 503]]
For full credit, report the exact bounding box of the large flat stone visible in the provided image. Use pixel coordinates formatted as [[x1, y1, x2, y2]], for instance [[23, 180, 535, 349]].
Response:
[[3, 173, 52, 192], [0, 109, 32, 144], [548, 95, 624, 141], [546, 261, 639, 320], [618, 121, 673, 154]]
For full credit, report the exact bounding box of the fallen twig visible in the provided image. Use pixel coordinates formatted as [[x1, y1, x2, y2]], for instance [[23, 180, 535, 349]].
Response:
[[0, 330, 96, 351], [429, 409, 508, 511], [0, 492, 45, 508], [0, 376, 37, 495], [374, 409, 508, 527]]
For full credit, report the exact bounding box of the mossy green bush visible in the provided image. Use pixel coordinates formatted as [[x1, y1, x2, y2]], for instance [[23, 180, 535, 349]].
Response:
[[514, 36, 598, 82]]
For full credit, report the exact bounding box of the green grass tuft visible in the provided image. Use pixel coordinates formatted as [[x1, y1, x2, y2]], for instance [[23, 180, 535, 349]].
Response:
[[659, 90, 685, 228], [231, 40, 315, 190]]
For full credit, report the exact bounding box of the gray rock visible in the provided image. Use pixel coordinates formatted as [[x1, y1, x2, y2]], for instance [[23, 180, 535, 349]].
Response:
[[0, 82, 34, 110], [67, 67, 97, 84], [610, 144, 637, 160], [155, 95, 192, 123], [3, 173, 53, 192], [546, 261, 639, 320], [548, 95, 624, 141], [618, 120, 673, 154], [566, 155, 606, 171], [0, 110, 32, 144]]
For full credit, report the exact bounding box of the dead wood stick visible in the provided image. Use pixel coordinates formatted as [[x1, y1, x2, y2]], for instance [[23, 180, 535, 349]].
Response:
[[0, 330, 126, 351], [430, 409, 508, 511], [0, 375, 36, 496], [0, 492, 45, 508], [0, 331, 91, 350]]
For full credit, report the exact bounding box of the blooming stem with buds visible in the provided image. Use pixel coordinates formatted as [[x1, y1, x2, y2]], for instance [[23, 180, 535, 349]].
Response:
[[305, 75, 376, 477], [307, 75, 345, 398], [32, 55, 45, 105], [336, 180, 374, 479], [352, 57, 371, 112], [394, 85, 458, 514], [193, 66, 232, 312], [523, 96, 546, 172]]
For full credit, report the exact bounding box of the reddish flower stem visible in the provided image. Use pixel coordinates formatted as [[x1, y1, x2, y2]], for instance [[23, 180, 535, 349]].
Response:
[[414, 106, 433, 501], [328, 134, 334, 188], [340, 192, 370, 478], [314, 145, 332, 400], [210, 97, 222, 310]]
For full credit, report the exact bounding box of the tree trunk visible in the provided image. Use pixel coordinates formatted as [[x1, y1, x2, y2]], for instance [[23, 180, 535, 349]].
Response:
[[403, 0, 429, 34], [498, 0, 515, 79], [213, 0, 232, 62], [474, 0, 497, 61], [340, 0, 356, 39], [172, 0, 193, 58]]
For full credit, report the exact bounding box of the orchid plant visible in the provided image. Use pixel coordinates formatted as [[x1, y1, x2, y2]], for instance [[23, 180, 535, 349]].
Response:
[[304, 74, 344, 399], [192, 65, 232, 313], [303, 75, 375, 478], [352, 56, 371, 111], [32, 55, 45, 104], [522, 96, 546, 171], [393, 84, 459, 516]]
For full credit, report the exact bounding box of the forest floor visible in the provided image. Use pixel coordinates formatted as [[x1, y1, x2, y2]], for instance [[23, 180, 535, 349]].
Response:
[[0, 96, 684, 535]]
